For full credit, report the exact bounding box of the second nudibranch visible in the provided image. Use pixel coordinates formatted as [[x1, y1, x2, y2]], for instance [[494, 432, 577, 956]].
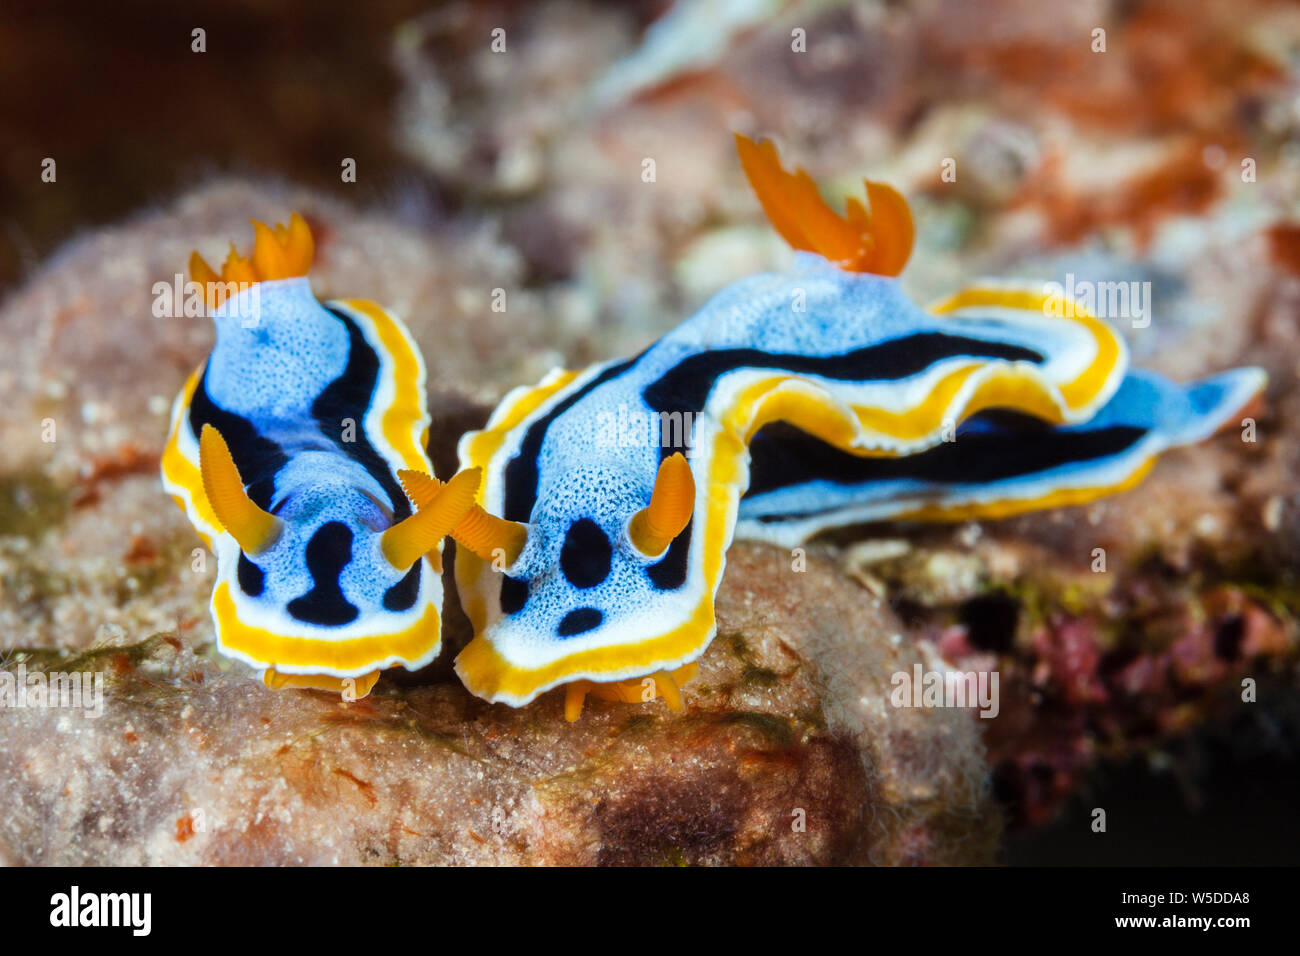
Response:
[[403, 135, 1265, 720], [162, 215, 479, 697]]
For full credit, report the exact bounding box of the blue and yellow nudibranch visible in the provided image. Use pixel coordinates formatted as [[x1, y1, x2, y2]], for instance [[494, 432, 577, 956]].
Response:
[[162, 215, 480, 697], [404, 134, 1266, 720]]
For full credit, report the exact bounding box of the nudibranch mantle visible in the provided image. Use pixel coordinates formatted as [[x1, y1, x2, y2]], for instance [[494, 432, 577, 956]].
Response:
[[449, 136, 1266, 714], [162, 217, 476, 695]]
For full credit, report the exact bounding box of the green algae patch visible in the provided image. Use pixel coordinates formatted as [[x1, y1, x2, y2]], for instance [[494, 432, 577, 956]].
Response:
[[719, 711, 796, 749], [1, 634, 172, 676], [741, 663, 780, 687], [0, 472, 71, 539]]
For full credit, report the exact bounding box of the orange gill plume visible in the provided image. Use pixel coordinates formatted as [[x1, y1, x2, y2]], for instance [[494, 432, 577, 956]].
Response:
[[734, 132, 914, 276], [189, 212, 315, 309]]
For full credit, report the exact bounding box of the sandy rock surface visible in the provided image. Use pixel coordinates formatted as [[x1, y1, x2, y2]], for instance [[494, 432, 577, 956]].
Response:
[[1, 546, 994, 866]]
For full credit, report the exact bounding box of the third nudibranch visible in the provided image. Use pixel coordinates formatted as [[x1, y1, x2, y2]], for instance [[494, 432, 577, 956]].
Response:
[[395, 135, 1267, 719]]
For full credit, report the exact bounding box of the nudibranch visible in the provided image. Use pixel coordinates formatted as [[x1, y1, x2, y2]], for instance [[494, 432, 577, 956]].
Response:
[[401, 135, 1265, 719], [161, 215, 479, 697]]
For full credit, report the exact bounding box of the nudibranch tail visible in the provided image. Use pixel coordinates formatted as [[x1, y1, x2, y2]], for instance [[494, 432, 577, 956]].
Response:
[[163, 213, 453, 698], [734, 366, 1267, 546], [735, 132, 914, 275]]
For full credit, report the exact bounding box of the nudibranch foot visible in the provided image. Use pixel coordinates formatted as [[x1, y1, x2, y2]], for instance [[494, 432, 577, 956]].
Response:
[[263, 668, 381, 699], [562, 662, 700, 722]]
